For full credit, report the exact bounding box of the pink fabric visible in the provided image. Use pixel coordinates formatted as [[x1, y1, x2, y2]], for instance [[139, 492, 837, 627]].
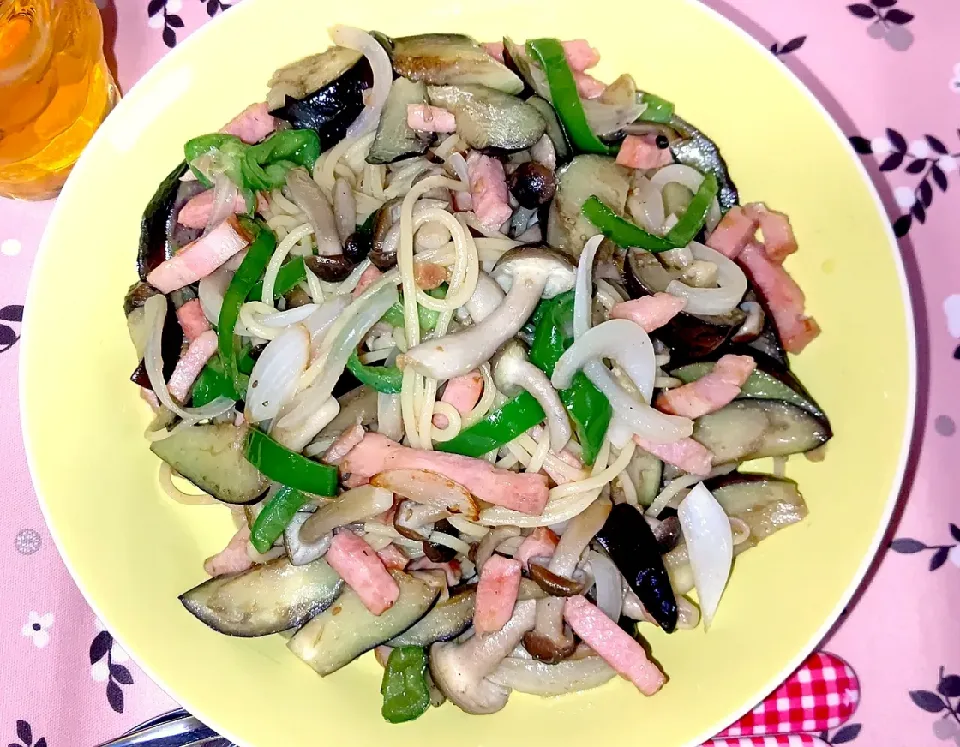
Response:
[[0, 2, 958, 745]]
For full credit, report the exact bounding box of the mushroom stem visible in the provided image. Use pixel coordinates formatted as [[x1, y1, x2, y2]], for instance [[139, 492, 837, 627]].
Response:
[[464, 272, 505, 323], [429, 599, 537, 714], [497, 355, 570, 451], [286, 168, 342, 257]]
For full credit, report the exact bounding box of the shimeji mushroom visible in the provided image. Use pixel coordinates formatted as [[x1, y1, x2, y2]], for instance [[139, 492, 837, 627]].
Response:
[[429, 599, 537, 714], [493, 339, 571, 451], [400, 247, 576, 380]]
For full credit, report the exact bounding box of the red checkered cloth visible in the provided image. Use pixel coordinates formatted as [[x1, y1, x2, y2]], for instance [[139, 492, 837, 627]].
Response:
[[703, 652, 860, 745]]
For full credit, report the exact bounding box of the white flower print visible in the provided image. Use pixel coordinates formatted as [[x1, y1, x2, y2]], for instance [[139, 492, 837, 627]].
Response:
[[21, 612, 53, 649], [951, 63, 960, 95], [894, 186, 916, 208]]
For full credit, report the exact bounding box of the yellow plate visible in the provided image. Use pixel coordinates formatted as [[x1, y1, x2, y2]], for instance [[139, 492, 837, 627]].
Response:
[[21, 0, 915, 745]]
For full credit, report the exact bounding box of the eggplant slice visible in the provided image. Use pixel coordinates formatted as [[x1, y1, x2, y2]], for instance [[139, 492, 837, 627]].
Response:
[[150, 423, 270, 505], [426, 85, 546, 152], [693, 399, 831, 464], [547, 154, 630, 256], [368, 77, 430, 164], [392, 33, 523, 94], [625, 249, 745, 361], [705, 473, 808, 543], [138, 161, 205, 281], [270, 52, 373, 149], [179, 557, 343, 637], [671, 356, 829, 424], [288, 571, 440, 676], [386, 587, 476, 647], [667, 114, 739, 212]]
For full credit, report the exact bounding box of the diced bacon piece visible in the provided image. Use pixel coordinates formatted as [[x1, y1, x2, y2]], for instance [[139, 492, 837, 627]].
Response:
[[452, 189, 473, 212], [616, 134, 674, 170], [147, 216, 252, 293], [515, 527, 559, 569], [325, 530, 400, 615], [340, 433, 550, 515], [574, 71, 606, 99], [706, 206, 759, 260], [655, 354, 757, 418], [203, 524, 253, 576], [175, 298, 211, 341], [466, 152, 512, 232], [738, 242, 820, 354], [433, 370, 484, 428], [414, 260, 448, 290], [409, 556, 462, 586], [474, 554, 522, 634], [323, 422, 366, 465], [220, 102, 277, 144], [407, 104, 457, 134], [634, 434, 713, 476], [563, 595, 665, 696], [483, 41, 506, 63], [353, 264, 383, 298], [610, 292, 686, 333], [374, 645, 392, 667], [745, 203, 798, 263], [377, 543, 410, 572], [562, 39, 601, 71], [167, 330, 219, 403]]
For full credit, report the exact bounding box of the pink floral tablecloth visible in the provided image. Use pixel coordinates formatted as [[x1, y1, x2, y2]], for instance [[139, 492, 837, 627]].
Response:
[[1, 1, 958, 745]]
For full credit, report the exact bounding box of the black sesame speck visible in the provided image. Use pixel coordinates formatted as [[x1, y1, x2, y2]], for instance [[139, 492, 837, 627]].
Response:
[[656, 134, 669, 149]]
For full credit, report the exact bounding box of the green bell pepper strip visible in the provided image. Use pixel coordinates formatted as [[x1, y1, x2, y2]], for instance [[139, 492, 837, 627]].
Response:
[[346, 349, 403, 394], [250, 486, 310, 554], [381, 285, 447, 332], [245, 429, 339, 496], [218, 225, 278, 396], [249, 256, 307, 303], [529, 291, 611, 465], [380, 646, 430, 724], [184, 134, 247, 188], [192, 348, 258, 407], [435, 392, 546, 458], [581, 173, 718, 253], [526, 38, 617, 156], [638, 92, 675, 123]]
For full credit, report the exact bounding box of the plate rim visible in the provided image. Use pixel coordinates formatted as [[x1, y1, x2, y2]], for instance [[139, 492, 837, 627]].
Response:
[[19, 0, 917, 744]]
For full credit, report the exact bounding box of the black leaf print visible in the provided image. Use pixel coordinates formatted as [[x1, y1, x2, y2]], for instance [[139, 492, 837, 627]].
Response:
[[893, 214, 912, 237], [929, 546, 949, 570], [831, 723, 862, 744], [905, 158, 927, 174], [90, 629, 112, 663], [167, 13, 184, 27], [932, 165, 948, 191], [939, 675, 960, 698], [890, 538, 926, 553], [0, 325, 18, 353], [15, 722, 30, 747], [872, 0, 897, 7], [879, 152, 904, 171], [849, 135, 873, 154], [0, 305, 23, 322], [35, 740, 46, 747], [884, 8, 914, 23], [162, 25, 177, 48], [951, 524, 960, 541], [107, 680, 125, 713], [926, 135, 948, 154], [886, 128, 907, 152], [911, 200, 926, 224], [953, 343, 960, 360], [772, 36, 807, 57], [910, 689, 947, 713], [848, 3, 877, 18], [147, 0, 165, 15], [110, 663, 134, 684], [203, 0, 231, 15], [918, 179, 933, 208]]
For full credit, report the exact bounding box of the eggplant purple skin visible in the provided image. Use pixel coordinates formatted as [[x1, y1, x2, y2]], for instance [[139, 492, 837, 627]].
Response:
[[130, 296, 183, 389], [594, 503, 678, 633], [270, 58, 373, 149], [138, 160, 205, 282]]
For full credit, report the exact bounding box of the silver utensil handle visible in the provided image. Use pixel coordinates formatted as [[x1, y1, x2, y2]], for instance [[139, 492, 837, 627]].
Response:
[[96, 709, 232, 747]]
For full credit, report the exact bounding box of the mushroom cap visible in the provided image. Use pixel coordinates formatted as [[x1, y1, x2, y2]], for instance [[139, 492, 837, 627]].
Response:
[[491, 339, 529, 396], [492, 246, 577, 299]]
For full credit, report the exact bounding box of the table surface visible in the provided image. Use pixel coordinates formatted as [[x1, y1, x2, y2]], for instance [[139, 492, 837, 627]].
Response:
[[1, 1, 958, 745]]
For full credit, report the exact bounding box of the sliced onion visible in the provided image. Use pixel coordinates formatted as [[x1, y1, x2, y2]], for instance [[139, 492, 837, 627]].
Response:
[[142, 294, 235, 424], [204, 174, 240, 236], [198, 265, 232, 325], [334, 259, 372, 296], [573, 234, 603, 339], [277, 283, 398, 431], [330, 26, 393, 138], [259, 304, 320, 329], [376, 392, 403, 441], [449, 151, 470, 186], [627, 177, 666, 234], [555, 319, 655, 397], [665, 242, 747, 316], [284, 511, 332, 566], [370, 468, 480, 520], [677, 482, 733, 628], [649, 164, 722, 232], [489, 656, 616, 696], [301, 485, 395, 543], [583, 550, 622, 621], [246, 324, 310, 423], [304, 295, 351, 347]]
